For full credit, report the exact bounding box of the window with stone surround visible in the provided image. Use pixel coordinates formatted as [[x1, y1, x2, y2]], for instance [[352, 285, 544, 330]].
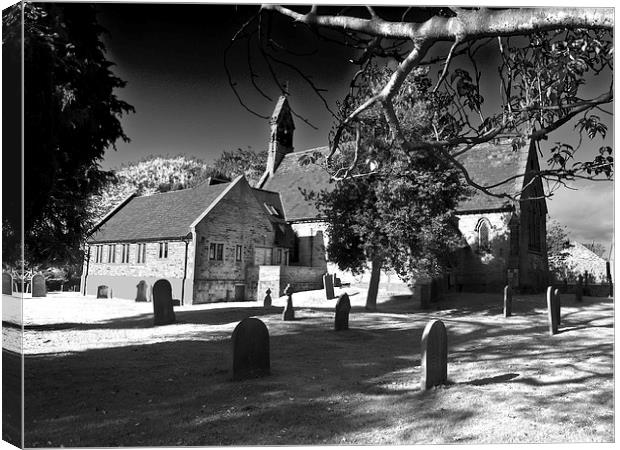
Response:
[[108, 245, 116, 263], [159, 242, 168, 259], [94, 245, 103, 263], [121, 244, 130, 263], [209, 243, 224, 261], [137, 243, 146, 263], [274, 248, 282, 265], [476, 218, 491, 253], [528, 202, 543, 252], [235, 245, 243, 262]]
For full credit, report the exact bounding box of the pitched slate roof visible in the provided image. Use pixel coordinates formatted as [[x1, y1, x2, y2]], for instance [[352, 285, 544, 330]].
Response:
[[260, 138, 530, 221], [251, 188, 296, 247], [89, 180, 232, 243], [454, 138, 528, 212], [260, 146, 333, 221]]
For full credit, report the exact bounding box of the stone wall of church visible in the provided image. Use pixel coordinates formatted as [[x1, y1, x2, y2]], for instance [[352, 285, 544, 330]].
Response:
[[290, 221, 328, 270], [453, 211, 513, 291], [82, 240, 194, 302], [192, 179, 277, 304]]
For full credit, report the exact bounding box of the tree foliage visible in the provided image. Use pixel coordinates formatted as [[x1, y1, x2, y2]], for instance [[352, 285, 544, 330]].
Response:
[[212, 147, 267, 185], [3, 3, 134, 267], [306, 66, 466, 283], [546, 220, 576, 282], [229, 6, 613, 199]]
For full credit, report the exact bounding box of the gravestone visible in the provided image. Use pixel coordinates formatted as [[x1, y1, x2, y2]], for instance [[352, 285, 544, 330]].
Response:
[[553, 288, 561, 326], [231, 317, 270, 381], [503, 285, 512, 317], [420, 319, 448, 390], [135, 280, 149, 302], [153, 279, 176, 326], [31, 274, 46, 297], [97, 285, 111, 299], [323, 274, 335, 300], [334, 293, 351, 331], [546, 286, 559, 335], [263, 288, 272, 307], [282, 284, 295, 321], [575, 275, 583, 302], [2, 273, 12, 295]]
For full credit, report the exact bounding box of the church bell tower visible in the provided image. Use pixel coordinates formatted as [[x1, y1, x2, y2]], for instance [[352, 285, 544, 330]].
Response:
[[266, 95, 295, 176]]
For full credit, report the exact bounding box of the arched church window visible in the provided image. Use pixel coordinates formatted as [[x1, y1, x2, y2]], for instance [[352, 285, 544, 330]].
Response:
[[476, 218, 491, 252]]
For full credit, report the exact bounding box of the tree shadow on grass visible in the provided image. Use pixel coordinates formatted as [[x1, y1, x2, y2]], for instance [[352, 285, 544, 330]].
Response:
[[22, 292, 614, 446]]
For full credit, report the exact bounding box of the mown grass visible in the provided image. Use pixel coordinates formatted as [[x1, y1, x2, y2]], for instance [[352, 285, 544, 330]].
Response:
[[19, 290, 614, 446]]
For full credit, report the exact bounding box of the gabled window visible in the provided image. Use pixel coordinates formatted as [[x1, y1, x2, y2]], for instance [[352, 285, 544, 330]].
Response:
[[137, 243, 147, 263], [209, 243, 224, 261], [159, 242, 169, 259]]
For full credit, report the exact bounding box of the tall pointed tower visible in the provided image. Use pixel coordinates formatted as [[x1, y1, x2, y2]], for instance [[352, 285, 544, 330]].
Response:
[[266, 95, 295, 176]]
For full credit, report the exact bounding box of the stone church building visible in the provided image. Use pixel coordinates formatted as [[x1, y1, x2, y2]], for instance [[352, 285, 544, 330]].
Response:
[[257, 96, 549, 293], [82, 95, 548, 303]]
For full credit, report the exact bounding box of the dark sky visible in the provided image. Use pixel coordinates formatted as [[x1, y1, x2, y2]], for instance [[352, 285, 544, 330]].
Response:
[[94, 3, 613, 248], [97, 3, 356, 168]]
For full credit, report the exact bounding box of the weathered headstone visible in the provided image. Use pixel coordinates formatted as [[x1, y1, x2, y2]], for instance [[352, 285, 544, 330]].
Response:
[[153, 279, 176, 326], [546, 286, 559, 335], [420, 319, 448, 390], [135, 280, 149, 302], [323, 274, 335, 300], [97, 285, 111, 299], [231, 317, 270, 380], [503, 285, 512, 317], [263, 288, 272, 307], [2, 273, 12, 295], [31, 274, 46, 297], [282, 284, 295, 321], [575, 275, 584, 302], [553, 288, 561, 326], [334, 293, 351, 331]]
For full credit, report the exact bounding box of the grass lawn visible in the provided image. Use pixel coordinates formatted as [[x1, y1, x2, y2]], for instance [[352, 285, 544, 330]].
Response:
[[12, 287, 614, 446]]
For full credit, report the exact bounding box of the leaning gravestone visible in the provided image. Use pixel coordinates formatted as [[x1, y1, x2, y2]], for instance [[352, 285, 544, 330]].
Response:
[[282, 284, 295, 321], [334, 293, 351, 331], [231, 317, 270, 380], [263, 288, 272, 307], [135, 280, 149, 302], [153, 279, 176, 326], [31, 274, 46, 297], [323, 274, 335, 300], [2, 273, 12, 295], [546, 286, 559, 335], [504, 285, 512, 317], [420, 319, 448, 390], [97, 285, 111, 299]]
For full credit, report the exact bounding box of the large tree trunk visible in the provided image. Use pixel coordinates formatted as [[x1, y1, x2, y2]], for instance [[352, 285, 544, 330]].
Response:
[[366, 256, 383, 311]]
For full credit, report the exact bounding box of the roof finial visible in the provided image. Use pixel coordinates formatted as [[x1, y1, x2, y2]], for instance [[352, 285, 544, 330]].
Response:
[[283, 80, 289, 96]]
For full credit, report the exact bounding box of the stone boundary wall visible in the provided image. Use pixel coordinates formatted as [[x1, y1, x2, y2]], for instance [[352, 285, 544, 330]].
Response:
[[84, 274, 191, 304], [554, 282, 612, 297], [256, 265, 324, 298]]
